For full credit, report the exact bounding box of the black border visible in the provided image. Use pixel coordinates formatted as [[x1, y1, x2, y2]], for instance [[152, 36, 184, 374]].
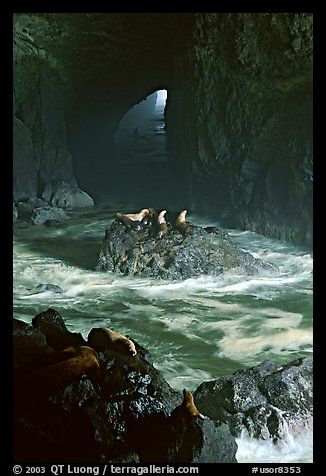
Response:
[[4, 2, 320, 474]]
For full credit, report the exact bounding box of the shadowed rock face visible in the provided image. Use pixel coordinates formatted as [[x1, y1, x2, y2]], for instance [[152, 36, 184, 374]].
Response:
[[13, 13, 312, 245], [194, 358, 313, 442], [168, 13, 313, 245], [13, 13, 181, 202], [13, 311, 312, 462], [97, 219, 278, 279], [13, 311, 238, 463], [13, 309, 312, 463], [13, 318, 52, 370], [32, 308, 86, 350]]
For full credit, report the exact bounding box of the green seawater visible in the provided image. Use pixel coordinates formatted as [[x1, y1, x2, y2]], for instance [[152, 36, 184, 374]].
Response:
[[13, 199, 313, 462]]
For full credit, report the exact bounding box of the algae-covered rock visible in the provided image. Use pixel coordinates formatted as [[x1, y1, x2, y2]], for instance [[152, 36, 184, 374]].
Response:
[[97, 218, 278, 280]]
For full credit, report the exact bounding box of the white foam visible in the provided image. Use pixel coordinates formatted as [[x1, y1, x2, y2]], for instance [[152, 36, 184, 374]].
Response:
[[13, 212, 313, 463], [217, 326, 312, 361], [236, 431, 313, 463]]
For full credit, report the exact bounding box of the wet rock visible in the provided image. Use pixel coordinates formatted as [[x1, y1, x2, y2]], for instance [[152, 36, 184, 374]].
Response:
[[97, 220, 278, 280], [192, 420, 238, 463], [30, 206, 68, 225], [17, 197, 49, 219], [194, 357, 313, 442], [13, 318, 53, 370], [35, 283, 63, 294], [167, 417, 237, 463], [32, 308, 86, 350], [15, 197, 68, 227], [42, 179, 94, 209], [98, 349, 180, 412], [13, 313, 238, 463]]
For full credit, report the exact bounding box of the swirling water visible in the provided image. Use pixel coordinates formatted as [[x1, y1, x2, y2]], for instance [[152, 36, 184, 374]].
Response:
[[13, 199, 313, 463]]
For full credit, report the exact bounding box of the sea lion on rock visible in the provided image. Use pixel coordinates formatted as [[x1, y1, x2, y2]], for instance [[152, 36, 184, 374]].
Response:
[[88, 327, 137, 357], [17, 346, 100, 399], [156, 210, 168, 238], [114, 213, 144, 231], [171, 389, 206, 421], [175, 210, 192, 235], [141, 208, 158, 226], [142, 209, 159, 237], [148, 208, 158, 214], [125, 209, 149, 221]]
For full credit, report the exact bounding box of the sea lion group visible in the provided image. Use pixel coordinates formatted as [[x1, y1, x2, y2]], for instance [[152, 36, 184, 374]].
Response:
[[15, 322, 138, 399], [15, 307, 205, 421], [114, 207, 193, 237]]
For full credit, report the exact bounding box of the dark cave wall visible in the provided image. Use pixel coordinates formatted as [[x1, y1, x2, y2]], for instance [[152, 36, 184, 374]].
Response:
[[168, 13, 313, 244], [13, 13, 313, 245], [13, 15, 76, 201], [13, 13, 181, 199]]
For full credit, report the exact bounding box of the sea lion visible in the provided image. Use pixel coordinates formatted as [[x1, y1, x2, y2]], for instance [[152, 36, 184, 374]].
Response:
[[171, 389, 206, 420], [141, 209, 159, 237], [114, 213, 144, 231], [14, 345, 77, 380], [17, 346, 100, 399], [141, 208, 158, 226], [156, 210, 168, 238], [125, 208, 150, 221], [87, 327, 137, 357], [175, 210, 192, 235]]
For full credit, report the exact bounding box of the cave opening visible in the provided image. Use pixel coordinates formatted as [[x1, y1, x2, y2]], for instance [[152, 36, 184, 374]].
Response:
[[69, 87, 188, 211], [109, 88, 188, 210], [113, 89, 168, 165]]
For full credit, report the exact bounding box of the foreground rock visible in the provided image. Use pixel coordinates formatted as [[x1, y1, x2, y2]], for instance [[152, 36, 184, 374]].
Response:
[[13, 318, 53, 370], [97, 219, 278, 279], [13, 309, 237, 463], [32, 308, 86, 350], [194, 358, 313, 442]]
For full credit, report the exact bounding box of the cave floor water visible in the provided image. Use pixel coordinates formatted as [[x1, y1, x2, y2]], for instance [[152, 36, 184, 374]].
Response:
[[13, 198, 313, 463]]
